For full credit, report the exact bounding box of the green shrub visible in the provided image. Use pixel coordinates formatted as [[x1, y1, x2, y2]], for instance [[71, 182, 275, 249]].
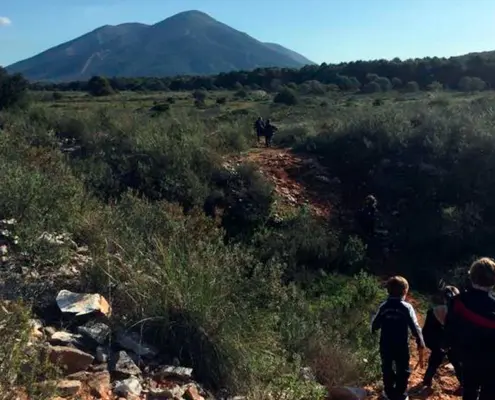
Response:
[[0, 303, 59, 400], [273, 88, 299, 106]]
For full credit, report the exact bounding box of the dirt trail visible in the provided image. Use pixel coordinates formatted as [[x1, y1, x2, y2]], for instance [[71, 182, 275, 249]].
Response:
[[232, 146, 461, 399], [228, 147, 334, 218]]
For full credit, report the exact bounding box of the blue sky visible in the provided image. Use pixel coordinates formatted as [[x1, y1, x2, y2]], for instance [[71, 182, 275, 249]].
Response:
[[1, 0, 494, 67]]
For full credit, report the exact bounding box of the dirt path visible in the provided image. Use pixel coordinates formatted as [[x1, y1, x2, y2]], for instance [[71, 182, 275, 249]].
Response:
[[227, 146, 334, 218], [229, 146, 461, 399]]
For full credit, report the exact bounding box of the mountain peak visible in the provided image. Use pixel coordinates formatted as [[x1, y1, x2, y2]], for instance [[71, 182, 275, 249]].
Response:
[[7, 10, 313, 81]]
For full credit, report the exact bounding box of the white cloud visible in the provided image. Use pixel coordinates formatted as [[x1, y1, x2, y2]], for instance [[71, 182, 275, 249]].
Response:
[[0, 17, 12, 26]]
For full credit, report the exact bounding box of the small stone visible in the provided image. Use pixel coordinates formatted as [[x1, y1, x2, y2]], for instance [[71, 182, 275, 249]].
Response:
[[96, 346, 109, 363], [116, 331, 158, 358], [0, 245, 8, 255], [78, 322, 111, 345], [88, 371, 111, 399], [66, 371, 91, 381], [148, 385, 184, 399], [109, 351, 141, 379], [184, 385, 205, 400], [155, 365, 193, 381], [49, 331, 83, 346], [328, 387, 367, 400], [44, 326, 58, 337], [114, 377, 142, 397], [56, 380, 82, 397], [48, 346, 94, 375]]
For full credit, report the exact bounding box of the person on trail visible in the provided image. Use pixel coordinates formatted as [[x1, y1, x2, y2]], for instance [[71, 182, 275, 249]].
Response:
[[445, 257, 495, 400], [254, 117, 265, 144], [263, 119, 278, 148], [357, 194, 378, 239], [371, 276, 425, 400], [411, 285, 462, 395]]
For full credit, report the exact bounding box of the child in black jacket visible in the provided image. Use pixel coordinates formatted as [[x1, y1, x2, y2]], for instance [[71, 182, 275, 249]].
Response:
[[372, 276, 425, 400], [413, 285, 462, 395]]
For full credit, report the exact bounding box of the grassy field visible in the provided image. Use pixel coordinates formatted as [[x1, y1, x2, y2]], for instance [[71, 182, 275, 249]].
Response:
[[1, 86, 495, 398]]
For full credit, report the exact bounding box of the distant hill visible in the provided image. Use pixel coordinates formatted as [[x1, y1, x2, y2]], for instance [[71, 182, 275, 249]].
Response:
[[7, 10, 314, 81]]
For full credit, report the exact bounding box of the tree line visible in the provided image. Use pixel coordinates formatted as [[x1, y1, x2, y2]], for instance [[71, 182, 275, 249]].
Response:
[[22, 52, 495, 94]]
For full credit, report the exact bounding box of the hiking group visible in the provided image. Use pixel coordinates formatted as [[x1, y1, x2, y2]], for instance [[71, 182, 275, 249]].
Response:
[[371, 258, 495, 400], [254, 117, 278, 147]]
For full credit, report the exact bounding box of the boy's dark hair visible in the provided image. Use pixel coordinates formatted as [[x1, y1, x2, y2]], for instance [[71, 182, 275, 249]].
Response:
[[469, 257, 495, 288], [386, 276, 409, 297]]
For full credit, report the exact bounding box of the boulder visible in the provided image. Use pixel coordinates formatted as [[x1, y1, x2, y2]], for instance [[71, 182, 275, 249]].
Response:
[[109, 351, 141, 379], [56, 290, 111, 317], [48, 346, 94, 374], [56, 380, 82, 397], [49, 331, 83, 346], [96, 346, 110, 363], [87, 371, 111, 399], [116, 331, 158, 358], [114, 377, 142, 398], [155, 365, 193, 381], [184, 385, 205, 400], [78, 322, 111, 345]]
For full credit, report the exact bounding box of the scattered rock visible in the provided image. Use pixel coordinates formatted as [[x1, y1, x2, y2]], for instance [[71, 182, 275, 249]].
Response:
[[78, 321, 111, 345], [299, 366, 316, 382], [155, 365, 193, 381], [56, 380, 82, 397], [49, 331, 83, 346], [96, 346, 110, 363], [184, 385, 205, 400], [148, 386, 184, 399], [48, 346, 95, 374], [116, 331, 158, 358], [328, 387, 367, 400], [114, 377, 142, 398], [66, 371, 91, 381], [29, 319, 44, 340], [109, 351, 141, 379], [56, 290, 111, 317], [88, 371, 111, 399]]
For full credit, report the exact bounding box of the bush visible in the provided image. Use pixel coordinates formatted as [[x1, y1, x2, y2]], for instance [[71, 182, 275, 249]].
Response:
[[0, 302, 59, 400], [167, 96, 176, 104], [0, 68, 29, 110], [405, 81, 420, 92], [273, 88, 299, 106], [150, 103, 170, 112], [192, 90, 207, 102], [216, 97, 227, 104], [87, 76, 114, 97], [458, 76, 486, 92], [362, 81, 381, 94], [52, 91, 63, 101]]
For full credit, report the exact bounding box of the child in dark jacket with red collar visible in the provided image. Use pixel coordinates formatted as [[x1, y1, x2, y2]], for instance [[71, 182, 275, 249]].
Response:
[[445, 257, 495, 400]]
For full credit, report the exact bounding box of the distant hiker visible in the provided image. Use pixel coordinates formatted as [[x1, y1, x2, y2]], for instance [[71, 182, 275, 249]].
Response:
[[254, 117, 265, 143], [263, 119, 278, 147], [412, 285, 462, 395], [371, 276, 425, 400], [357, 195, 379, 239], [445, 258, 495, 400]]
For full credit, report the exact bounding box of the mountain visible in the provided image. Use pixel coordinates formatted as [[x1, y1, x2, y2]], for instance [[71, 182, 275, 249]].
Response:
[[7, 10, 313, 81], [263, 43, 315, 66]]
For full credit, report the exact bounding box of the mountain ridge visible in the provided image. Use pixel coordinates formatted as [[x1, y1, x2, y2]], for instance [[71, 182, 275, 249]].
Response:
[[6, 10, 315, 81]]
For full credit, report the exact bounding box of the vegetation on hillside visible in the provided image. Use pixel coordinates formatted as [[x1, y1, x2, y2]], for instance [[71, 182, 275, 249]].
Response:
[[30, 52, 495, 94], [3, 63, 495, 397]]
